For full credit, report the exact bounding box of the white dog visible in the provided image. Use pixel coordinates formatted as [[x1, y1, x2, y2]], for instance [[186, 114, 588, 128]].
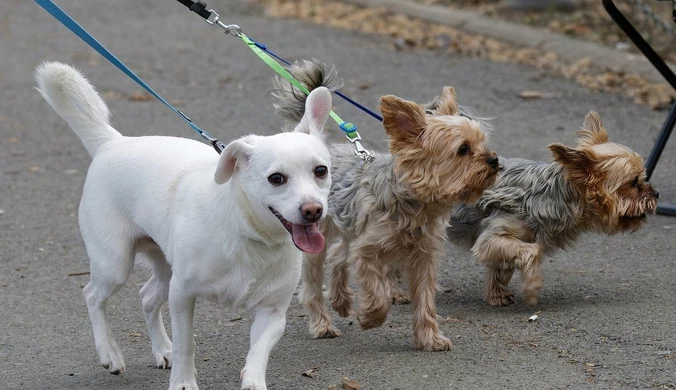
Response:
[[35, 62, 333, 390]]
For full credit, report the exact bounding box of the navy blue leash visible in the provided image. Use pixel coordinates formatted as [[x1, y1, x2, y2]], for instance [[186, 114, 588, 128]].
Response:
[[255, 41, 384, 123], [34, 0, 226, 153]]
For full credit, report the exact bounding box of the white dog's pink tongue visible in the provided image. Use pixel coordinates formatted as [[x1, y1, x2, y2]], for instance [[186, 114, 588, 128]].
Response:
[[291, 223, 325, 254]]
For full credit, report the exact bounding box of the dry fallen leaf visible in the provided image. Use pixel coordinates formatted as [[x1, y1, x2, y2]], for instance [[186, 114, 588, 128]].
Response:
[[128, 91, 153, 102], [302, 368, 317, 378], [518, 90, 558, 100], [519, 90, 542, 99], [67, 271, 90, 277], [102, 90, 123, 100], [8, 136, 17, 143], [342, 378, 361, 390], [128, 333, 142, 337], [29, 166, 40, 172]]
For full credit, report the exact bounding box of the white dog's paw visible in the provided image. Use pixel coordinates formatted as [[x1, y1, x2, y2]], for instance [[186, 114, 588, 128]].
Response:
[[241, 381, 267, 390], [153, 343, 172, 369], [168, 379, 198, 390], [240, 368, 267, 390], [98, 342, 126, 375]]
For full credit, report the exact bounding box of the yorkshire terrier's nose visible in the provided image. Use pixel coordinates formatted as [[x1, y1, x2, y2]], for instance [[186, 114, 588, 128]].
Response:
[[486, 155, 499, 169], [301, 202, 323, 223], [653, 190, 660, 199]]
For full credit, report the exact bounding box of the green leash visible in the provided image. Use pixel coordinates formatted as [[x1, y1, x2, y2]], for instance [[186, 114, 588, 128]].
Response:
[[238, 33, 371, 160]]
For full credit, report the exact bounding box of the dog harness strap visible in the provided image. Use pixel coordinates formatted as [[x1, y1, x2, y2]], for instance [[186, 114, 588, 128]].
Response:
[[34, 0, 225, 154]]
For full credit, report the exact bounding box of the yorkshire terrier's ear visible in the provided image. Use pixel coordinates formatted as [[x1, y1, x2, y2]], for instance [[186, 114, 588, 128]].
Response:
[[576, 111, 608, 148], [548, 143, 602, 185], [435, 86, 459, 116], [380, 95, 427, 145]]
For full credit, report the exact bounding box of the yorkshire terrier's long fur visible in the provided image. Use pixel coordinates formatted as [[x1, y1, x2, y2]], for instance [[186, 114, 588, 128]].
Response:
[[447, 112, 659, 306], [272, 60, 499, 351]]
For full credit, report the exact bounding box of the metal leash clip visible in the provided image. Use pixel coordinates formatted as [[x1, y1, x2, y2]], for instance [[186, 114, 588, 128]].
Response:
[[340, 122, 371, 162], [204, 10, 242, 37], [346, 132, 372, 162]]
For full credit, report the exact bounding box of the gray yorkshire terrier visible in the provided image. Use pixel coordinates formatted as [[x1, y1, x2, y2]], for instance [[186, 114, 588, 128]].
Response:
[[272, 60, 499, 351], [447, 111, 659, 306]]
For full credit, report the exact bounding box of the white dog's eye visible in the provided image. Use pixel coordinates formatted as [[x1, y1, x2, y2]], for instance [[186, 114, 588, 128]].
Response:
[[314, 165, 328, 178], [268, 173, 287, 186]]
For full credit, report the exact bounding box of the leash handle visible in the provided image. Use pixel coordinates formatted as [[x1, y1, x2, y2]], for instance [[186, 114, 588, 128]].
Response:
[[34, 0, 225, 154]]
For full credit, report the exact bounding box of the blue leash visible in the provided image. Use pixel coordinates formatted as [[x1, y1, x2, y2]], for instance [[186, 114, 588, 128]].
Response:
[[34, 0, 226, 153]]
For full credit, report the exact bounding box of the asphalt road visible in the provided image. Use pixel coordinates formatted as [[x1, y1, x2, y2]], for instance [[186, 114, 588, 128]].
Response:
[[1, 0, 675, 389]]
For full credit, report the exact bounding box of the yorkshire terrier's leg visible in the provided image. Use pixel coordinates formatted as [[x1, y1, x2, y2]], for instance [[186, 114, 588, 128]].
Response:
[[515, 249, 543, 306], [388, 266, 411, 305], [327, 238, 354, 318], [407, 249, 451, 351], [485, 265, 516, 306], [299, 248, 341, 338], [354, 244, 392, 330], [472, 224, 537, 306]]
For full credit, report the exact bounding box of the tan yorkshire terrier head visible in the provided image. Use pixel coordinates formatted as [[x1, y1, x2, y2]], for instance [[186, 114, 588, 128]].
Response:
[[380, 87, 500, 205], [548, 111, 659, 234]]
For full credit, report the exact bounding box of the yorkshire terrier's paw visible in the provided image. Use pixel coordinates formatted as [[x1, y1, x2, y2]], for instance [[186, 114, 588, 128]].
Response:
[[310, 323, 341, 339], [522, 275, 542, 306], [415, 332, 453, 352], [391, 291, 411, 305], [309, 316, 341, 338], [524, 293, 539, 306], [486, 292, 516, 306], [357, 310, 388, 330], [332, 303, 353, 318], [329, 293, 354, 318]]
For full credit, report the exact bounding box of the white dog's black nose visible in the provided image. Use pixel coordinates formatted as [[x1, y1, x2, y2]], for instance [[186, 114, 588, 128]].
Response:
[[301, 202, 323, 223]]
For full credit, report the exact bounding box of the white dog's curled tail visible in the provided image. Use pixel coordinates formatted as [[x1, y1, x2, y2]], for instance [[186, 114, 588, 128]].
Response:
[[35, 62, 121, 157]]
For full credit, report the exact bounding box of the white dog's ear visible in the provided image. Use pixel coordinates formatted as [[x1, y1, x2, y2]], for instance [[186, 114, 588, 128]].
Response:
[[295, 87, 332, 136], [214, 140, 255, 184]]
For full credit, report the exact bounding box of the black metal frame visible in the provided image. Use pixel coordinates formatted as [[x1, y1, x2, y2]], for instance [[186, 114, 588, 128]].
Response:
[[603, 0, 676, 216]]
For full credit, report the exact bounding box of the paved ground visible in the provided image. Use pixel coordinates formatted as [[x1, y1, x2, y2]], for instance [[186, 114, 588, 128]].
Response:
[[1, 1, 675, 389]]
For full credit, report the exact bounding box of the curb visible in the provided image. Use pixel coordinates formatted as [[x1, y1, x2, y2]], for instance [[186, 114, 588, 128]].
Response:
[[338, 0, 676, 84]]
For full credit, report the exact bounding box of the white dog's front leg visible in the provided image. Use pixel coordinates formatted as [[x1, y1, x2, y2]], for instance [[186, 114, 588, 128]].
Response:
[[168, 284, 198, 390], [240, 306, 287, 390]]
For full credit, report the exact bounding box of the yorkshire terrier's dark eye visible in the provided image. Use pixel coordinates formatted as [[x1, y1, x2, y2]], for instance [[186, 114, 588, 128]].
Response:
[[268, 173, 286, 186], [314, 165, 328, 178], [458, 143, 470, 156], [631, 176, 639, 188]]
